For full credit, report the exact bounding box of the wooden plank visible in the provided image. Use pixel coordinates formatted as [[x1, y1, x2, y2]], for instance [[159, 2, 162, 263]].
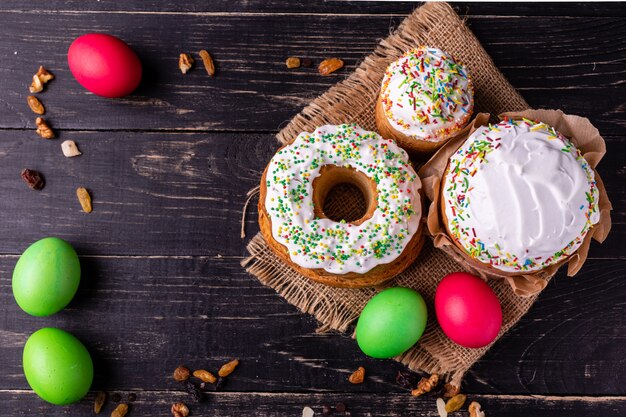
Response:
[[1, 1, 625, 17], [0, 256, 624, 395], [0, 130, 623, 257], [2, 390, 626, 417], [0, 13, 623, 133]]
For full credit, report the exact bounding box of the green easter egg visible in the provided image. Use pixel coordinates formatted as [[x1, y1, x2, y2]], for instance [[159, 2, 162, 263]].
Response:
[[23, 327, 94, 405], [12, 237, 81, 316], [356, 287, 427, 358]]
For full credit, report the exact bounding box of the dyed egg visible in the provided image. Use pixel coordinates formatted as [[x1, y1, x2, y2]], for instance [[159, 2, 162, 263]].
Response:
[[12, 237, 81, 317], [356, 287, 427, 358], [435, 272, 502, 348], [68, 33, 142, 98], [23, 327, 94, 405]]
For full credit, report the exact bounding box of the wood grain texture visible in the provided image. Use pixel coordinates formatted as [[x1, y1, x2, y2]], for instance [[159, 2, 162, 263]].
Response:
[[0, 130, 623, 257], [0, 12, 623, 133], [0, 256, 623, 395], [0, 2, 624, 416]]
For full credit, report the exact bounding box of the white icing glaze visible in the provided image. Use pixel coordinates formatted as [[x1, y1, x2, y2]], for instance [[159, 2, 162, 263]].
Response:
[[442, 119, 600, 272], [264, 124, 421, 274], [380, 47, 473, 142]]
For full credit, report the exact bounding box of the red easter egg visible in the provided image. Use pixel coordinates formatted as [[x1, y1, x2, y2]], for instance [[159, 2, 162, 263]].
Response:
[[435, 272, 502, 348], [68, 33, 142, 98]]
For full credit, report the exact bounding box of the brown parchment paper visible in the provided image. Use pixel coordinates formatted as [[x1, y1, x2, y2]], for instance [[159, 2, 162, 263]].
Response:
[[419, 109, 613, 297]]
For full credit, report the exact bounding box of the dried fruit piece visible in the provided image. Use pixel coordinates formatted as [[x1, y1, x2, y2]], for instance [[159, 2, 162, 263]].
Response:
[[29, 66, 54, 93], [348, 366, 365, 384], [335, 402, 346, 412], [198, 50, 215, 77], [445, 394, 467, 413], [301, 58, 313, 68], [21, 169, 45, 190], [411, 373, 439, 397], [27, 95, 45, 114], [94, 391, 107, 414], [76, 187, 93, 213], [302, 406, 314, 417], [193, 369, 217, 384], [286, 57, 301, 69], [436, 398, 448, 417], [443, 383, 460, 399], [174, 365, 191, 382], [35, 117, 55, 139], [111, 403, 129, 417], [61, 140, 82, 157], [171, 402, 189, 417], [469, 401, 485, 417], [182, 380, 205, 403], [396, 370, 418, 389], [318, 58, 343, 75], [179, 53, 194, 74], [218, 359, 239, 377]]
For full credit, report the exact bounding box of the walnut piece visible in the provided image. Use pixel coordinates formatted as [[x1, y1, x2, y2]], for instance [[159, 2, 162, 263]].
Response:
[[29, 66, 54, 93], [411, 373, 439, 397], [348, 366, 365, 384], [35, 117, 54, 139], [171, 402, 189, 417], [469, 401, 486, 417], [179, 53, 194, 74]]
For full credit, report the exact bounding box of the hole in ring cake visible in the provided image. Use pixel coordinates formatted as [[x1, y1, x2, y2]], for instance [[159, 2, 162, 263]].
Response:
[[259, 124, 425, 288]]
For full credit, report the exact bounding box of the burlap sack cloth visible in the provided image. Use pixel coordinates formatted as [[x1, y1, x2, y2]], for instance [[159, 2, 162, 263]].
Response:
[[241, 2, 611, 386]]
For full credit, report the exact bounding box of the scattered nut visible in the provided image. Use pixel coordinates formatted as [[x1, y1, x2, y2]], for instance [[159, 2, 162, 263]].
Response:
[[286, 57, 301, 69], [469, 401, 486, 417], [111, 403, 129, 417], [27, 95, 45, 114], [94, 391, 107, 414], [198, 50, 215, 77], [29, 66, 54, 93], [174, 365, 190, 382], [411, 373, 439, 397], [193, 369, 217, 384], [318, 58, 343, 75], [76, 187, 93, 213], [348, 366, 365, 384], [29, 74, 43, 93], [36, 66, 54, 83], [35, 117, 55, 139], [436, 398, 448, 417], [61, 140, 82, 157], [443, 383, 460, 399], [218, 359, 239, 377], [302, 406, 314, 417], [171, 402, 190, 417], [21, 169, 45, 190], [445, 394, 467, 413], [179, 53, 194, 74], [301, 58, 313, 68]]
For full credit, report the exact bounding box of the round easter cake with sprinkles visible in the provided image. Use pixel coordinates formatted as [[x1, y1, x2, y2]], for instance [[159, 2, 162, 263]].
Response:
[[258, 124, 424, 288], [376, 46, 474, 153], [441, 118, 600, 274]]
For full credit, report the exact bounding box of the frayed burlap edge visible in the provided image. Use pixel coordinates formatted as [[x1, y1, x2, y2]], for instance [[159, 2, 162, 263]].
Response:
[[242, 2, 543, 387]]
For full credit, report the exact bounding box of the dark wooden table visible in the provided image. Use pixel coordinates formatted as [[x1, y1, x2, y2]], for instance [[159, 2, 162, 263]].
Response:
[[0, 2, 624, 416]]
